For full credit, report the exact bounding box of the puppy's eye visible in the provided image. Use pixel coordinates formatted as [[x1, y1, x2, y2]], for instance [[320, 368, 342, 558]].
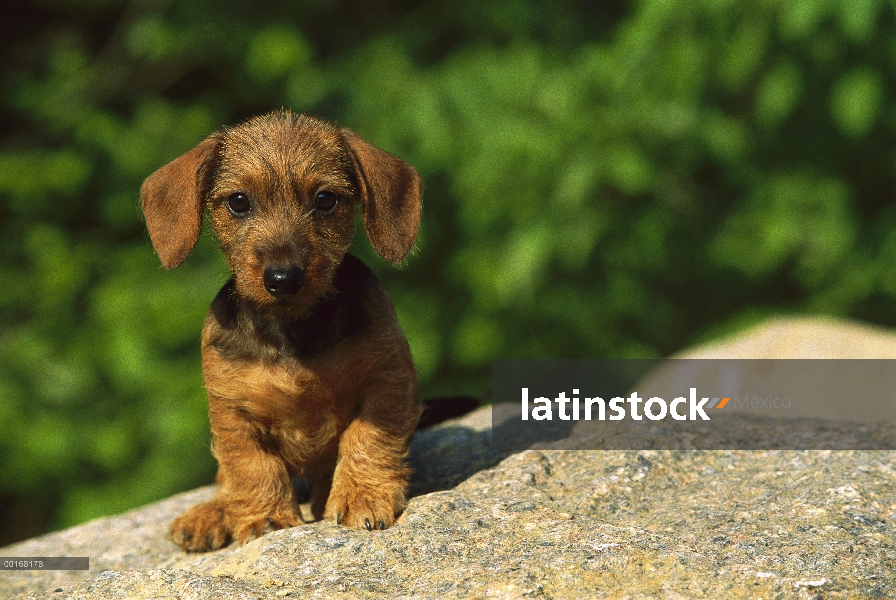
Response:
[[225, 193, 251, 216], [314, 191, 339, 214]]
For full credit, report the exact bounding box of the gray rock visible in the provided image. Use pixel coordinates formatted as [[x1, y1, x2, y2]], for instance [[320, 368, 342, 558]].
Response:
[[2, 317, 896, 599]]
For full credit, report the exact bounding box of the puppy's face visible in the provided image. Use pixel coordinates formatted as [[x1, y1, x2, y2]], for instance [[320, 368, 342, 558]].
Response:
[[140, 111, 422, 309], [208, 115, 359, 315]]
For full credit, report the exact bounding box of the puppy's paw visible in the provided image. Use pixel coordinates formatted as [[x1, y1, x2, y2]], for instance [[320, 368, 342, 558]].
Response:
[[171, 499, 303, 551], [170, 499, 232, 552], [325, 482, 406, 531], [230, 510, 303, 545]]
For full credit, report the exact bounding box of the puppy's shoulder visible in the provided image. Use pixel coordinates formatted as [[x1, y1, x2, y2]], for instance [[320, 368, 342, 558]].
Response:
[[332, 253, 380, 306], [334, 253, 404, 326], [208, 278, 240, 329]]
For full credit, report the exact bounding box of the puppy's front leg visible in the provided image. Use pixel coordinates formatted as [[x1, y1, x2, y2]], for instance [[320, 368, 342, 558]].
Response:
[[325, 375, 420, 530], [170, 402, 302, 551]]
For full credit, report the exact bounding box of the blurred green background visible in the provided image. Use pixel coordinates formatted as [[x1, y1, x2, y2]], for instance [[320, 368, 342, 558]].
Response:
[[1, 0, 895, 545]]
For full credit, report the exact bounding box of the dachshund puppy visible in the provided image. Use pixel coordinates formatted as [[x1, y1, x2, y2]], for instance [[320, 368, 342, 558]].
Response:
[[141, 111, 422, 551]]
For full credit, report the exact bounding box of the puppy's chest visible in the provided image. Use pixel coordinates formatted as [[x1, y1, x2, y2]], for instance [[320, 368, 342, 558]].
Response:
[[203, 343, 357, 424], [203, 348, 359, 475]]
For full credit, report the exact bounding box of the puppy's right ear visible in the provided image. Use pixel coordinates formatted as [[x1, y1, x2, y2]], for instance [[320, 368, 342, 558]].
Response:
[[140, 135, 220, 269]]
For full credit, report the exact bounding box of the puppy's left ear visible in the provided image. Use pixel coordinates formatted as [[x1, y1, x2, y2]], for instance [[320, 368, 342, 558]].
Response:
[[342, 130, 422, 264]]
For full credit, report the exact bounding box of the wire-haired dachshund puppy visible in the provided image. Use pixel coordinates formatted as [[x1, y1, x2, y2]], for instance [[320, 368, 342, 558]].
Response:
[[141, 111, 422, 552]]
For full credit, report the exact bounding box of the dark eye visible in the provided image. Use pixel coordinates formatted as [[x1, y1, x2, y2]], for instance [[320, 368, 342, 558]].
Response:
[[314, 191, 339, 214], [225, 192, 251, 216]]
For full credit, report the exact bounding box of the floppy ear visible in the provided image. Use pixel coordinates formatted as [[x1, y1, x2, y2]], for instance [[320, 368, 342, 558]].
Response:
[[341, 130, 422, 264], [140, 135, 220, 269]]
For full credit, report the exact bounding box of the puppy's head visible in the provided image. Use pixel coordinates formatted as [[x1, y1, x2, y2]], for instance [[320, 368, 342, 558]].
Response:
[[140, 111, 421, 315]]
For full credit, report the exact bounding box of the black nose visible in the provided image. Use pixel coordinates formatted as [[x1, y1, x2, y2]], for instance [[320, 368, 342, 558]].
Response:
[[263, 266, 304, 297]]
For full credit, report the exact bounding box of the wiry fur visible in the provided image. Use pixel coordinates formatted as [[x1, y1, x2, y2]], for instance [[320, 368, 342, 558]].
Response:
[[141, 111, 422, 552]]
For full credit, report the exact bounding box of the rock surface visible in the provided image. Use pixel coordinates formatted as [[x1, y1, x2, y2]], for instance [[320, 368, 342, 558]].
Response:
[[2, 316, 896, 599]]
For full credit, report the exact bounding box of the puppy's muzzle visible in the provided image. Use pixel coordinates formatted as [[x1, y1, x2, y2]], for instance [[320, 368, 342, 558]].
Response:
[[263, 266, 305, 297]]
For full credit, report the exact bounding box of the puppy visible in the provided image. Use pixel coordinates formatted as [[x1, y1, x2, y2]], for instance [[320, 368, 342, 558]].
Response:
[[141, 111, 422, 551]]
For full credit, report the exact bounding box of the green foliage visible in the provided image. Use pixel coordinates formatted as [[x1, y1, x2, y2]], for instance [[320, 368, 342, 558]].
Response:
[[1, 0, 895, 542]]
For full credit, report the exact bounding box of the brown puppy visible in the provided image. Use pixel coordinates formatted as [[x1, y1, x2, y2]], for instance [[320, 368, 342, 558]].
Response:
[[141, 111, 422, 552]]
